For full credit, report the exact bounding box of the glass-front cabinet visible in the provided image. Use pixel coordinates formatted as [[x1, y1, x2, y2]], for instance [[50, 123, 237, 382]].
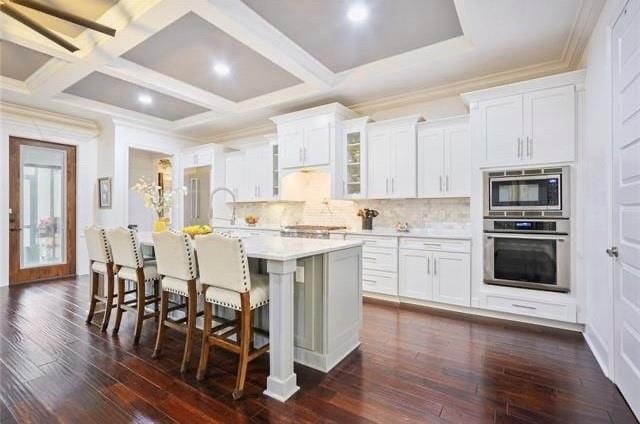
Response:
[[342, 117, 370, 199]]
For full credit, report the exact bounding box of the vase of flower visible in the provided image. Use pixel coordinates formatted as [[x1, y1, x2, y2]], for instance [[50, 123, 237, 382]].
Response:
[[131, 177, 187, 232]]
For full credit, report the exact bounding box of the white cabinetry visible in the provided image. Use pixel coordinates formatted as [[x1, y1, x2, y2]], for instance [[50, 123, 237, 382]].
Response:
[[271, 103, 358, 199], [398, 238, 471, 307], [472, 82, 578, 167], [224, 141, 277, 203], [417, 116, 470, 198], [345, 234, 398, 296], [366, 116, 421, 199], [342, 117, 370, 199], [225, 152, 246, 201]]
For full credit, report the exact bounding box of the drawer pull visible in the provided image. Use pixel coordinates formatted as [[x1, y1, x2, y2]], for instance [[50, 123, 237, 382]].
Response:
[[363, 279, 376, 284], [363, 257, 377, 261], [512, 303, 537, 310]]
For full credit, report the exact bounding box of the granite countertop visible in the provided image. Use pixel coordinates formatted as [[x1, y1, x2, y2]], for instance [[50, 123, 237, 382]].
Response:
[[138, 231, 362, 261]]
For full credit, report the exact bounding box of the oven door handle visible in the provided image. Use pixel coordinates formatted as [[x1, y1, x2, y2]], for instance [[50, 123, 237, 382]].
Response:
[[484, 232, 568, 241]]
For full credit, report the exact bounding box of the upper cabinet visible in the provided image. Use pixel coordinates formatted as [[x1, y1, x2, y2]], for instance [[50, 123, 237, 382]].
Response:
[[224, 139, 277, 203], [271, 103, 358, 198], [417, 116, 471, 198], [463, 70, 585, 168], [342, 117, 370, 199], [366, 116, 421, 199]]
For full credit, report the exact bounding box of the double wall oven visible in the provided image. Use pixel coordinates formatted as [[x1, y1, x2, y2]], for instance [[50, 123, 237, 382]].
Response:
[[483, 167, 571, 293]]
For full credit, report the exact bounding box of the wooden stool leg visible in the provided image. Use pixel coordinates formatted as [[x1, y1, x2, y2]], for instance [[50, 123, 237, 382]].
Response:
[[154, 280, 160, 321], [180, 282, 198, 373], [133, 269, 146, 344], [101, 267, 115, 332], [152, 290, 169, 358], [86, 268, 99, 325], [112, 275, 125, 335], [233, 292, 251, 400], [197, 302, 213, 381]]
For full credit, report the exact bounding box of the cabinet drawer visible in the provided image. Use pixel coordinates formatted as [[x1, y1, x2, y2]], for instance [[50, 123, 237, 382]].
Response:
[[485, 295, 575, 322], [400, 237, 470, 253], [346, 234, 397, 248], [362, 270, 397, 296], [362, 246, 397, 272]]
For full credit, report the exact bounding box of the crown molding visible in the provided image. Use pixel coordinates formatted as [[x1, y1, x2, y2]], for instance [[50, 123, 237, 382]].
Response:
[[0, 101, 99, 138], [111, 117, 204, 143], [206, 122, 276, 144]]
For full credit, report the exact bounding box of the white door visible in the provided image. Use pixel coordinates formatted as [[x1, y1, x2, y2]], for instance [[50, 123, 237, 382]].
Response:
[[432, 252, 470, 307], [399, 250, 432, 300], [612, 0, 640, 417], [367, 128, 390, 199], [303, 123, 331, 167], [279, 130, 303, 169], [417, 129, 445, 197], [523, 85, 576, 164], [445, 126, 471, 197], [479, 95, 523, 166], [389, 125, 417, 198], [225, 153, 246, 201]]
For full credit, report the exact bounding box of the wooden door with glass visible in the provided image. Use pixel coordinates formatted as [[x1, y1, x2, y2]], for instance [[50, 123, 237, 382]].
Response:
[[9, 137, 76, 284]]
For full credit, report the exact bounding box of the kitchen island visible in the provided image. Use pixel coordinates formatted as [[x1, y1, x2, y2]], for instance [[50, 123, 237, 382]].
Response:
[[139, 233, 363, 402]]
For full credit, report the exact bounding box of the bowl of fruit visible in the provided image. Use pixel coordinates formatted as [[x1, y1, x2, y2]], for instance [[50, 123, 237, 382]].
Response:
[[244, 215, 259, 226], [183, 224, 213, 239]]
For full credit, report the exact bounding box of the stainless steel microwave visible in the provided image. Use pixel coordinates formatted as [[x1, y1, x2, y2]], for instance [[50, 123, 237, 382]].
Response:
[[484, 166, 570, 218]]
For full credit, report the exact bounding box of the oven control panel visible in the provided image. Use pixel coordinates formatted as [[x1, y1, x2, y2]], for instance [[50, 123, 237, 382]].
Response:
[[483, 219, 569, 235]]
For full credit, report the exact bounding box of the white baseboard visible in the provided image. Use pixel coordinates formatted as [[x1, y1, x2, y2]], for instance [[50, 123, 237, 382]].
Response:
[[363, 293, 585, 332], [584, 326, 611, 380]]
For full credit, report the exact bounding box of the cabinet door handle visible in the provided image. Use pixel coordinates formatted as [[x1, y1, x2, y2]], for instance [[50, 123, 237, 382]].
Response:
[[528, 136, 533, 158], [512, 303, 537, 310], [517, 138, 522, 159], [299, 147, 302, 162], [433, 258, 437, 275], [439, 176, 443, 192], [386, 178, 389, 194], [446, 175, 449, 192], [391, 178, 395, 193], [427, 257, 430, 274]]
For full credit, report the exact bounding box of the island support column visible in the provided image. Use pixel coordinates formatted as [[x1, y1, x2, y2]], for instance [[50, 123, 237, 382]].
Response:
[[264, 258, 299, 401]]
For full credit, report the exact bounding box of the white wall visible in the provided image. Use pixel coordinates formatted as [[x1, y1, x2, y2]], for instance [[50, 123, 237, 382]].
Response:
[[579, 0, 627, 378], [0, 109, 99, 286], [95, 121, 199, 230]]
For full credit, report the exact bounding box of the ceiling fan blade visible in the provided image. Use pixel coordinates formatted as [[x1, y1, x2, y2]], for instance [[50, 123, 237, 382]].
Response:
[[10, 0, 116, 37], [1, 2, 79, 52]]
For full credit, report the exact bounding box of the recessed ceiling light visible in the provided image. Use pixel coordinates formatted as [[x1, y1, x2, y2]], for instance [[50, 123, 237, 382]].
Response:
[[213, 62, 231, 77], [138, 94, 152, 105], [347, 4, 369, 23]]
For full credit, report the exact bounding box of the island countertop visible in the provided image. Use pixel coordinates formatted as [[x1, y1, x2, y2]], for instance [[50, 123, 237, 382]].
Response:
[[138, 232, 362, 261]]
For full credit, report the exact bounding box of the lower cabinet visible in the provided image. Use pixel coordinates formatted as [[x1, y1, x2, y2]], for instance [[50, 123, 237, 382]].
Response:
[[399, 241, 471, 307]]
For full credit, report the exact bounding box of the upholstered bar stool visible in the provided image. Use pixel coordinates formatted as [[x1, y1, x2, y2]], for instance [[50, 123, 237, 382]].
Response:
[[107, 227, 161, 344], [195, 233, 270, 399], [85, 226, 118, 331], [152, 230, 202, 373]]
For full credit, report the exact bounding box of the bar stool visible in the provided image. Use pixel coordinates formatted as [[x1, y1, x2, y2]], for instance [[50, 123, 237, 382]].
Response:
[[152, 230, 202, 373], [107, 227, 161, 344], [85, 226, 118, 331], [195, 233, 270, 399]]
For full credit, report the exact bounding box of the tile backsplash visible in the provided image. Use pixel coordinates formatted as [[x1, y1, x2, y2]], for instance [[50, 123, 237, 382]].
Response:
[[233, 197, 470, 230]]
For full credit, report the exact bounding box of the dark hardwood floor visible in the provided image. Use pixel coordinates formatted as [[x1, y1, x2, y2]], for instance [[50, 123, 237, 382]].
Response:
[[0, 277, 636, 423]]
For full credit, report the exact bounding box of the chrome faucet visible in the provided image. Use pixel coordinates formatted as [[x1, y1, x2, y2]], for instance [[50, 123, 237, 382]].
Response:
[[210, 186, 236, 226]]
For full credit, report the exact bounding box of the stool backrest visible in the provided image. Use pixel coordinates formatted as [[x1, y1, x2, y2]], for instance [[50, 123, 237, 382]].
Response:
[[107, 227, 143, 269], [152, 230, 197, 280], [196, 233, 250, 293], [85, 226, 112, 264]]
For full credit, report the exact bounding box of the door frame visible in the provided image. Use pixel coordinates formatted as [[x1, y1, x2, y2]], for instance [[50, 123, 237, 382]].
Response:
[[9, 137, 77, 284]]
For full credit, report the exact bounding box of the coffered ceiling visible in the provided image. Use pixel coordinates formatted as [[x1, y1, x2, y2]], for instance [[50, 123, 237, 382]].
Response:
[[0, 0, 605, 140]]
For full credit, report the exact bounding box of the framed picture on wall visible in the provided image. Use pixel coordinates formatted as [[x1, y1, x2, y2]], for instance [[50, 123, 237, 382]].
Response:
[[98, 177, 112, 209]]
